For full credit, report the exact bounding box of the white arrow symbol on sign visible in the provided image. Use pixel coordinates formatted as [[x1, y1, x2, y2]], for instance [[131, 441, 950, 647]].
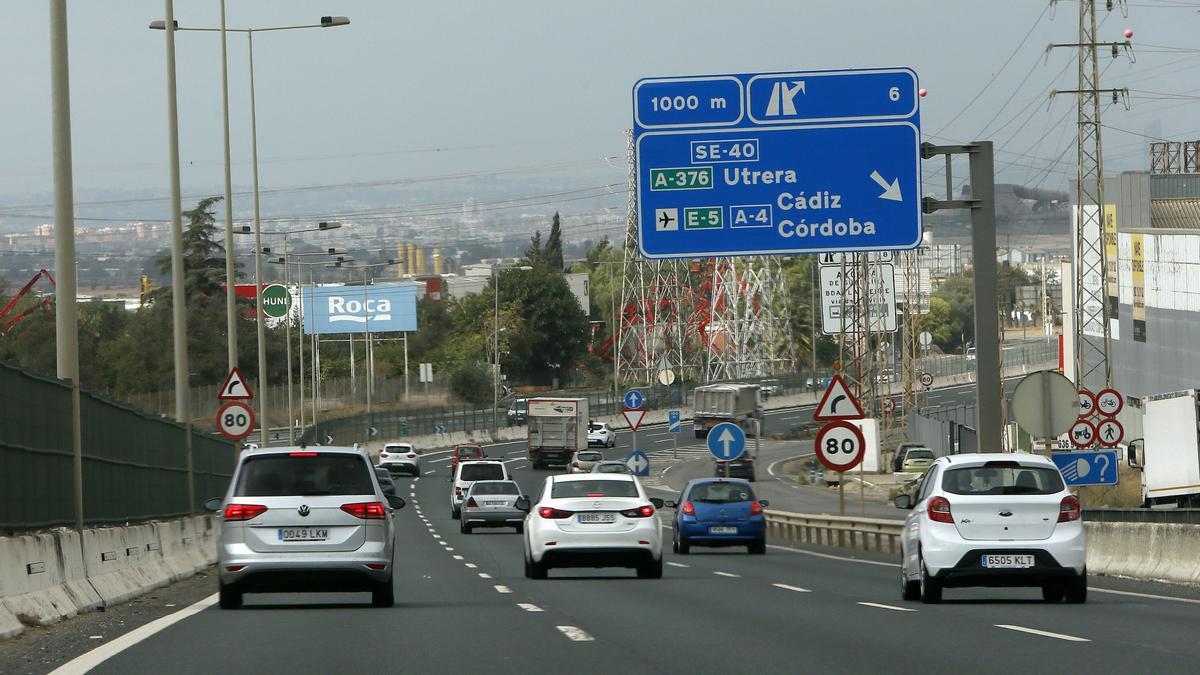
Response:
[[629, 454, 648, 473], [869, 170, 903, 202], [716, 428, 737, 457]]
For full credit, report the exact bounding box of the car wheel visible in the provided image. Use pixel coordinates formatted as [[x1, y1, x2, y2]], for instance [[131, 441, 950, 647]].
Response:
[[1064, 571, 1088, 604], [372, 578, 395, 608], [919, 552, 942, 604], [676, 535, 690, 555], [901, 561, 921, 601], [218, 583, 242, 610], [637, 557, 664, 579], [525, 554, 548, 580], [460, 520, 472, 534], [451, 507, 460, 520], [1042, 584, 1065, 602], [748, 538, 766, 555], [515, 523, 524, 534]]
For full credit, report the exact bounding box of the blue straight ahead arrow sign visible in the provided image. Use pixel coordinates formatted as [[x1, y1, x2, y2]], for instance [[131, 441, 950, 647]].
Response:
[[706, 422, 746, 462], [633, 67, 922, 258]]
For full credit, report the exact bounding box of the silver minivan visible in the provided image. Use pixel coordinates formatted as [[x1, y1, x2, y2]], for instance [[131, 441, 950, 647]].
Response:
[[206, 447, 405, 609]]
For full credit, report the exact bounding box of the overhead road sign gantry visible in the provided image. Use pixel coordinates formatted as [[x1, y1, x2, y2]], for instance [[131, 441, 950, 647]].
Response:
[[633, 67, 923, 259]]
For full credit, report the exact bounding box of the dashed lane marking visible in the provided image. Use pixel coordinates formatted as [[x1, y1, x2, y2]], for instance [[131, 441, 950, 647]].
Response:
[[465, 563, 477, 569], [557, 626, 594, 642], [857, 602, 916, 612], [494, 585, 512, 594], [773, 583, 812, 593], [453, 555, 464, 560], [666, 562, 689, 568], [518, 603, 544, 612], [713, 571, 740, 578], [479, 572, 492, 579], [995, 625, 1089, 642]]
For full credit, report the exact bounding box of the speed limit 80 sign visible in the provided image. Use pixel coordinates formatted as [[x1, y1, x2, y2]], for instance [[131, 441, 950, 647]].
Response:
[[814, 420, 866, 473], [216, 400, 256, 441]]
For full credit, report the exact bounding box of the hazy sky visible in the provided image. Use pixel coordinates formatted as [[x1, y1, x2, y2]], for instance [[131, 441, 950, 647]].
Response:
[[3, 1, 1199, 219]]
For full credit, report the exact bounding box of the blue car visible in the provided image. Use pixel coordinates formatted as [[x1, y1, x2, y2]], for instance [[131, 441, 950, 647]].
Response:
[[665, 479, 769, 555]]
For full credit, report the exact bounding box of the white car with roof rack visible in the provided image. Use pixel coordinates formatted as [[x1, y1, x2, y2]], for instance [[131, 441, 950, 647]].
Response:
[[894, 453, 1087, 604]]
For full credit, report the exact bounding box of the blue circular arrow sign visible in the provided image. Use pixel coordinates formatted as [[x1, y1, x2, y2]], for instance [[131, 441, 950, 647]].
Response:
[[706, 422, 746, 461], [623, 389, 645, 409]]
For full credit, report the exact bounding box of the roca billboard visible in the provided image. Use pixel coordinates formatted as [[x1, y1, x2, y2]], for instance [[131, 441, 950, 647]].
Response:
[[301, 282, 419, 335]]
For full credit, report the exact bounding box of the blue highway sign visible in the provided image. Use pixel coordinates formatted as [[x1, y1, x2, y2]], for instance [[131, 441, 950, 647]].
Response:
[[668, 410, 682, 433], [633, 68, 922, 259], [1051, 450, 1119, 486], [626, 450, 651, 477], [706, 422, 746, 462], [624, 389, 646, 410]]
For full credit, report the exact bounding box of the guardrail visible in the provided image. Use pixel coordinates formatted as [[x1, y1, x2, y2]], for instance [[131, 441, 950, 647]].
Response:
[[765, 510, 904, 554]]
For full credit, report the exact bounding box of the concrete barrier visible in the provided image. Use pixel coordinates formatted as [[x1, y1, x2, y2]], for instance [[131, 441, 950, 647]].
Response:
[[1085, 522, 1200, 586], [0, 515, 216, 640]]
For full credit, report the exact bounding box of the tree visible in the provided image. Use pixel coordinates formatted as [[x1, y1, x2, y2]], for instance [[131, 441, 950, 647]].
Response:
[[493, 266, 588, 384], [524, 230, 543, 266], [544, 212, 564, 271], [927, 274, 974, 353], [449, 361, 493, 406]]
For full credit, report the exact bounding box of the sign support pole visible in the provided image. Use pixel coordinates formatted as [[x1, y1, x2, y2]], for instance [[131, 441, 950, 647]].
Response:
[[838, 472, 845, 516], [673, 431, 677, 460]]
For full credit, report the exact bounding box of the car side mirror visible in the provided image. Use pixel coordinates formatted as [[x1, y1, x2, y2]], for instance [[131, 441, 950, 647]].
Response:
[[664, 500, 678, 509], [515, 497, 531, 512], [758, 499, 770, 508], [203, 497, 222, 513], [1127, 439, 1143, 469], [387, 495, 406, 510], [650, 497, 664, 509], [894, 494, 913, 510]]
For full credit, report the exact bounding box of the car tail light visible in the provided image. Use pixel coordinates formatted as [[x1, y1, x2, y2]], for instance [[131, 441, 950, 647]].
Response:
[[1058, 495, 1081, 523], [927, 496, 953, 524], [224, 503, 267, 521], [224, 565, 246, 572], [620, 505, 655, 518], [341, 501, 387, 520], [407, 454, 416, 459], [466, 498, 478, 508], [681, 502, 695, 516], [538, 507, 573, 519], [750, 501, 764, 516], [379, 452, 389, 458], [289, 452, 318, 457]]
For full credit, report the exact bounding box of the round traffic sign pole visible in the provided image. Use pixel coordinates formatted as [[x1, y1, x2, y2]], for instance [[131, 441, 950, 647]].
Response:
[[216, 400, 256, 441], [814, 421, 865, 473]]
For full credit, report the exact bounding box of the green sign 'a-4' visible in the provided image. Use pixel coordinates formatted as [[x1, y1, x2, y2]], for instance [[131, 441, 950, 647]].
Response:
[[261, 283, 292, 319]]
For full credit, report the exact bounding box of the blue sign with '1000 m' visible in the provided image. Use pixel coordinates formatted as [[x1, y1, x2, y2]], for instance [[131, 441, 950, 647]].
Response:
[[633, 68, 922, 258]]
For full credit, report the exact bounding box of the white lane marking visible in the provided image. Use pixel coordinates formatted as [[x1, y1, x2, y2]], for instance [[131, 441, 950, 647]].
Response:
[[857, 602, 916, 612], [453, 555, 464, 560], [518, 603, 544, 612], [479, 572, 492, 579], [768, 544, 900, 568], [48, 593, 219, 675], [774, 583, 812, 593], [767, 453, 815, 479], [713, 571, 740, 578], [508, 450, 525, 456], [1092, 587, 1200, 605], [995, 624, 1089, 642], [510, 463, 528, 470], [432, 535, 442, 540], [445, 547, 455, 552], [465, 563, 477, 569], [494, 585, 512, 594], [666, 562, 689, 568], [557, 626, 594, 642], [425, 470, 436, 475]]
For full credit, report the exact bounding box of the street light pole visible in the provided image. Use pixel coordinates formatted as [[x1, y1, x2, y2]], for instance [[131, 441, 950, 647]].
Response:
[[219, 0, 237, 371], [247, 30, 268, 447], [283, 233, 294, 443], [493, 267, 500, 430]]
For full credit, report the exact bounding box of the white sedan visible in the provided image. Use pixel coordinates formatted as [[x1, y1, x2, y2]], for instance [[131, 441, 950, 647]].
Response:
[[587, 422, 617, 448], [895, 453, 1087, 604], [520, 474, 664, 579]]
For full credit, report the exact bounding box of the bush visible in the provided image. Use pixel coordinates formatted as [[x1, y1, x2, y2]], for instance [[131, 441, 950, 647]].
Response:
[[450, 361, 493, 406]]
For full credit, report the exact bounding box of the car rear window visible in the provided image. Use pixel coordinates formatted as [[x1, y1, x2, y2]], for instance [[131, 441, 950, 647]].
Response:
[[578, 452, 603, 462], [906, 450, 934, 460], [552, 479, 638, 499], [385, 445, 411, 452], [942, 465, 1065, 496], [596, 464, 627, 473], [235, 454, 374, 497], [690, 482, 755, 503], [472, 482, 519, 495], [456, 447, 483, 458], [460, 463, 505, 482]]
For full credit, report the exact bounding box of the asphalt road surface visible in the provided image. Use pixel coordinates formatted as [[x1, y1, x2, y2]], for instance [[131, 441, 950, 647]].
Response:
[[46, 378, 1200, 674]]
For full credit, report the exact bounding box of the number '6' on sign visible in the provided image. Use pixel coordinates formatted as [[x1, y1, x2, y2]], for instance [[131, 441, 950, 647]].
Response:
[[814, 420, 865, 473]]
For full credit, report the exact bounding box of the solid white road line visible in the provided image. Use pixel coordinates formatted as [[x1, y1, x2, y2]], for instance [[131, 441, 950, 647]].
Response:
[[49, 593, 219, 675], [713, 571, 740, 578], [1092, 587, 1200, 605], [767, 544, 900, 568], [857, 602, 916, 612], [995, 624, 1089, 642], [666, 562, 689, 568], [494, 585, 513, 594], [767, 453, 815, 479], [773, 583, 812, 593], [518, 603, 544, 612], [508, 450, 525, 456], [556, 626, 595, 642], [479, 572, 492, 579]]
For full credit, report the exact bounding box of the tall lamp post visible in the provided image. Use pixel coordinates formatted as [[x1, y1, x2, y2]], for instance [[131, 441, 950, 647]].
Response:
[[492, 265, 533, 429], [151, 15, 350, 447], [240, 221, 341, 443]]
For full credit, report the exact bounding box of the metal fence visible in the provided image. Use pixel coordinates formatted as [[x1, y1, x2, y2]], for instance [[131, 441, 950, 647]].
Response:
[[0, 361, 236, 533]]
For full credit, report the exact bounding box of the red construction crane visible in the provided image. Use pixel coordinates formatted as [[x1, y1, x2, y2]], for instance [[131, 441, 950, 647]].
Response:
[[0, 269, 56, 334]]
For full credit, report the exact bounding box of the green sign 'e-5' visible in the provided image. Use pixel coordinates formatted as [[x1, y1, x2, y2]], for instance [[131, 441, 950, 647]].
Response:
[[261, 283, 292, 318]]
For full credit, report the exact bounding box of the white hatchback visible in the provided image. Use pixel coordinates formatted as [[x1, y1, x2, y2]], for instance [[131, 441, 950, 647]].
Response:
[[895, 453, 1087, 604], [378, 443, 421, 476], [520, 474, 664, 579]]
